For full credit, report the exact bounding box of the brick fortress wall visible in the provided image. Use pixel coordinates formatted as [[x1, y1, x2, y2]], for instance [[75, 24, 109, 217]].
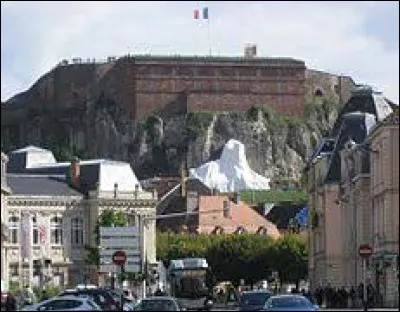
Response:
[[114, 56, 307, 119]]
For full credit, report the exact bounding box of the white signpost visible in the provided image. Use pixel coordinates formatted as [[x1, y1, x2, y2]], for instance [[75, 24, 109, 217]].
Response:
[[99, 226, 141, 273]]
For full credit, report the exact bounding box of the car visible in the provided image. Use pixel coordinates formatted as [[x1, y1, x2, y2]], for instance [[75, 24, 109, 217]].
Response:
[[132, 296, 184, 311], [20, 295, 102, 311], [239, 290, 272, 311], [98, 286, 137, 310], [263, 294, 319, 311], [59, 288, 119, 310]]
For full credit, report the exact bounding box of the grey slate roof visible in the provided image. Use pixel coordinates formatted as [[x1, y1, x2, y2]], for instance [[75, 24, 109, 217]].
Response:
[[324, 112, 376, 183], [7, 174, 83, 197], [306, 86, 397, 182]]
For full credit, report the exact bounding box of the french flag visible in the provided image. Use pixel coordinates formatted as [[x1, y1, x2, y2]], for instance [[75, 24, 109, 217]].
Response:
[[194, 7, 209, 19]]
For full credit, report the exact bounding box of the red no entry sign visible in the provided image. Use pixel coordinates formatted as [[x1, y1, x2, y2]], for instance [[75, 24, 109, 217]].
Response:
[[112, 250, 127, 266], [358, 244, 373, 258]]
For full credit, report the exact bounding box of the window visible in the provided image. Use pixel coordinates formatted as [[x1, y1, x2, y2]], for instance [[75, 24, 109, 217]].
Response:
[[71, 217, 84, 245], [314, 88, 323, 97], [50, 217, 63, 245], [32, 216, 39, 245], [8, 216, 19, 244], [10, 265, 18, 277], [235, 226, 247, 234]]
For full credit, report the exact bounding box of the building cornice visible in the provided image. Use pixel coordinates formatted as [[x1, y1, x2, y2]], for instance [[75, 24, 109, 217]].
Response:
[[7, 195, 83, 206]]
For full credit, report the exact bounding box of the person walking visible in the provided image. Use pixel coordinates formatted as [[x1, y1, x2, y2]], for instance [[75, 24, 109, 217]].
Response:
[[5, 293, 17, 311], [349, 286, 357, 308]]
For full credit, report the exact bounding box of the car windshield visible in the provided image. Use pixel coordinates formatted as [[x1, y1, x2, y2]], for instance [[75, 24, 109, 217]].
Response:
[[173, 274, 208, 299], [241, 292, 271, 305], [140, 299, 177, 311], [268, 296, 312, 308]]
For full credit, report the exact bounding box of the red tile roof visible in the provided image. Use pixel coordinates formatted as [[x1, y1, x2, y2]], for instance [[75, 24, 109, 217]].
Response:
[[198, 195, 281, 239]]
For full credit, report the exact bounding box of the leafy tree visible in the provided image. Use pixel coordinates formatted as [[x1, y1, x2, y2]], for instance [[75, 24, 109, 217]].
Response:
[[156, 231, 308, 288], [273, 234, 308, 288]]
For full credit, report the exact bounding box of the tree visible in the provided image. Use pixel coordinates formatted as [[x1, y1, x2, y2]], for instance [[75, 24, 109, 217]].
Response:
[[273, 234, 308, 288]]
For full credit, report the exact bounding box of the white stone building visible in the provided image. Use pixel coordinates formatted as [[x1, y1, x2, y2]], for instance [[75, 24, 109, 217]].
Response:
[[2, 146, 157, 289]]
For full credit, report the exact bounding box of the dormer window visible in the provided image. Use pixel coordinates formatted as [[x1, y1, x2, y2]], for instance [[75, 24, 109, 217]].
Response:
[[235, 226, 247, 234], [256, 226, 268, 235], [212, 226, 224, 234]]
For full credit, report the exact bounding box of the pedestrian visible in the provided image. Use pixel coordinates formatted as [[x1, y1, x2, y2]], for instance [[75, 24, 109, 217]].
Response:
[[314, 287, 323, 306], [349, 286, 356, 308], [40, 290, 49, 302], [367, 283, 375, 308], [5, 293, 17, 311]]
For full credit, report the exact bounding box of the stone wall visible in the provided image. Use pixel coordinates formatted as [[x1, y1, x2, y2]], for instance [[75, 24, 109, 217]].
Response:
[[117, 56, 306, 119]]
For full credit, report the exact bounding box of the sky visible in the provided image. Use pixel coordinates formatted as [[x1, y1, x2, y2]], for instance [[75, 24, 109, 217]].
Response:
[[1, 1, 399, 103]]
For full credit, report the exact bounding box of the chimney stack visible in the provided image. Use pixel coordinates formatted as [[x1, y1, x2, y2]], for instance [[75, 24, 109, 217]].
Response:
[[181, 166, 187, 197], [135, 184, 139, 199], [223, 200, 231, 218], [114, 183, 118, 198], [234, 192, 241, 204], [70, 157, 80, 188], [244, 44, 257, 58]]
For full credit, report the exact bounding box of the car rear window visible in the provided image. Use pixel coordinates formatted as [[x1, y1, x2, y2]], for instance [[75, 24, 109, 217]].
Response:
[[241, 292, 271, 305]]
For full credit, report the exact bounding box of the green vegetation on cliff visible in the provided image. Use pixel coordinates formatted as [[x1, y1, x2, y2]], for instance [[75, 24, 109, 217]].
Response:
[[240, 189, 308, 205], [185, 111, 214, 139]]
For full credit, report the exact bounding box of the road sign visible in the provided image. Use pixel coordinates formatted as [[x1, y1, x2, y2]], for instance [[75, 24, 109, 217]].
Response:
[[112, 250, 127, 266], [359, 244, 373, 258], [99, 226, 140, 272]]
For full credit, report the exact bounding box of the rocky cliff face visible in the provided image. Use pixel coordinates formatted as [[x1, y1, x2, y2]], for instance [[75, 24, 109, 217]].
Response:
[[1, 95, 339, 183]]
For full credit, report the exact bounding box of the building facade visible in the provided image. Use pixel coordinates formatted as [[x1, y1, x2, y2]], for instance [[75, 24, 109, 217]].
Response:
[[306, 88, 397, 295], [1, 152, 11, 291], [339, 143, 373, 290], [368, 109, 399, 307], [2, 146, 157, 289], [307, 153, 344, 289]]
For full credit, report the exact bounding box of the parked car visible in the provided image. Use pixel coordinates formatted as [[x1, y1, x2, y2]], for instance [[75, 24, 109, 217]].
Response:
[[98, 286, 137, 310], [239, 290, 272, 311], [59, 288, 119, 310], [263, 294, 319, 311], [20, 295, 101, 311], [132, 296, 184, 311]]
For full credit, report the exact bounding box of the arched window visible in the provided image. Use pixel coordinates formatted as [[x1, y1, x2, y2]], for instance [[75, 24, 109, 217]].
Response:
[[8, 216, 19, 244], [50, 217, 63, 245], [32, 216, 38, 245], [71, 217, 84, 245]]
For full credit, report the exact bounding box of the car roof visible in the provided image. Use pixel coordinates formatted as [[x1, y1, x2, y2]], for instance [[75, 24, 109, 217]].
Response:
[[269, 294, 307, 299], [50, 296, 88, 301], [142, 296, 175, 300], [242, 290, 271, 294]]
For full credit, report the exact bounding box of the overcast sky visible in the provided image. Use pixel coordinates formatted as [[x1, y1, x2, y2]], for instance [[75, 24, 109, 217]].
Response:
[[1, 1, 399, 103]]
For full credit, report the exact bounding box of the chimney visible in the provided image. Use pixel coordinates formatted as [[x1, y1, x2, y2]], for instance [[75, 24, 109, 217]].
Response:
[[70, 157, 80, 188], [135, 184, 139, 199], [114, 183, 118, 198], [244, 44, 257, 58], [234, 192, 241, 204], [223, 200, 230, 218], [181, 166, 187, 197]]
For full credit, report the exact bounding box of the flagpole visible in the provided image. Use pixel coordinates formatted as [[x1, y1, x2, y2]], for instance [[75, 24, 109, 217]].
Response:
[[207, 15, 211, 56]]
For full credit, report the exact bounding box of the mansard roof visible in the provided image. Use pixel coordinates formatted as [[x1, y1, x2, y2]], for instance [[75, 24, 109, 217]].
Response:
[[7, 174, 83, 197]]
